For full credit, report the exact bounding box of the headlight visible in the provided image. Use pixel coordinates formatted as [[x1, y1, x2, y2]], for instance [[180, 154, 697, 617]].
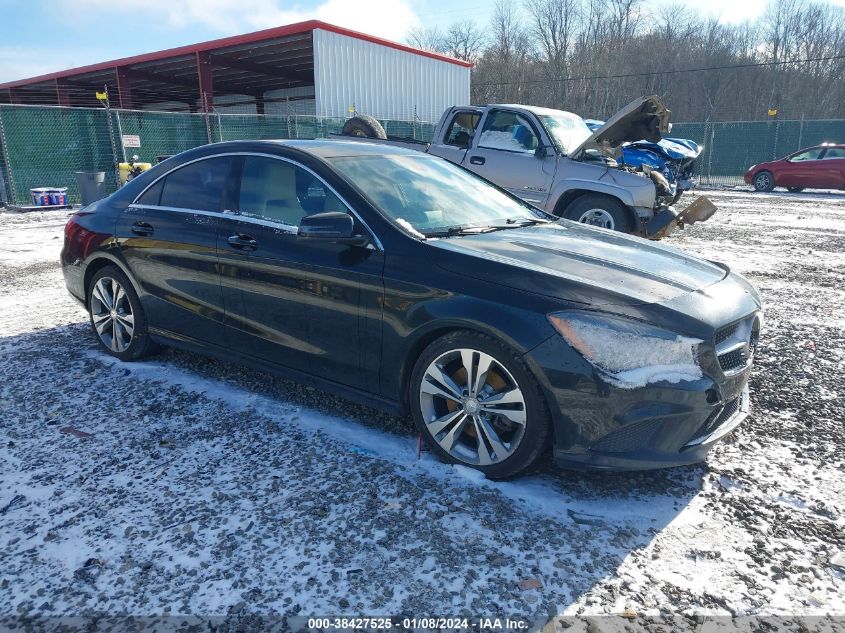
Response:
[[547, 311, 703, 388]]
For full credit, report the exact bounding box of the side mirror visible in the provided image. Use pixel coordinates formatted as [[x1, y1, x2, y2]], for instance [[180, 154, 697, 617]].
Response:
[[298, 211, 369, 246], [535, 144, 554, 158]]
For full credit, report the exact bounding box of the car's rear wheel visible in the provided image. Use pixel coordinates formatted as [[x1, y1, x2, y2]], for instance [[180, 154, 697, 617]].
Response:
[[753, 170, 775, 192], [787, 186, 804, 193], [410, 331, 550, 479], [87, 266, 154, 361], [561, 194, 633, 232]]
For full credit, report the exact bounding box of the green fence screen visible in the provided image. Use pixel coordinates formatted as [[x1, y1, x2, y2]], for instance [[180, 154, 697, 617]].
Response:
[[0, 103, 842, 205], [672, 119, 845, 186]]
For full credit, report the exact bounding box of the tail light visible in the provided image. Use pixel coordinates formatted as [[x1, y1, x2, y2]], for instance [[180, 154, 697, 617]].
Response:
[[62, 213, 101, 264]]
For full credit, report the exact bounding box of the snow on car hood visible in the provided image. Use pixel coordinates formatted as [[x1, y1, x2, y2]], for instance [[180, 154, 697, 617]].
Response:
[[433, 221, 727, 306], [572, 96, 671, 158]]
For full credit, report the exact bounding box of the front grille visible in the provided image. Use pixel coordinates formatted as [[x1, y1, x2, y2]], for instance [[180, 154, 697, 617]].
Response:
[[714, 323, 738, 345], [590, 418, 664, 454], [688, 395, 742, 443], [714, 313, 760, 374], [718, 347, 748, 371]]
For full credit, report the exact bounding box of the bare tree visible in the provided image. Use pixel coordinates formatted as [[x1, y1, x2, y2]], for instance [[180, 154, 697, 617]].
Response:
[[407, 26, 446, 53], [458, 0, 845, 121], [526, 0, 580, 107], [442, 21, 488, 62]]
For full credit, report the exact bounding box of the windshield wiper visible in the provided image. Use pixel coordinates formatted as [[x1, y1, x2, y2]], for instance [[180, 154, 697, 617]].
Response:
[[421, 225, 500, 238], [503, 217, 552, 226]]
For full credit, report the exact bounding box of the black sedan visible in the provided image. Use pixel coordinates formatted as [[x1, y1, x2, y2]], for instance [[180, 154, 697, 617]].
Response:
[[62, 140, 762, 478]]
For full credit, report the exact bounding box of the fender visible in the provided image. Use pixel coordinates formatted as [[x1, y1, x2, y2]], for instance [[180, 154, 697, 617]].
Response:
[[391, 311, 553, 413], [79, 248, 141, 307], [547, 176, 655, 214]]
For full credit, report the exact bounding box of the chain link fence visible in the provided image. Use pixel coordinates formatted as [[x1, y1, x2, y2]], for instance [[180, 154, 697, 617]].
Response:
[[673, 118, 845, 187], [0, 103, 842, 205], [0, 104, 438, 205]]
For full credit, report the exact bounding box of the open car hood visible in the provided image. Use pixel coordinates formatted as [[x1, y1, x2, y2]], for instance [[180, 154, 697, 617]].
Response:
[[572, 96, 671, 158]]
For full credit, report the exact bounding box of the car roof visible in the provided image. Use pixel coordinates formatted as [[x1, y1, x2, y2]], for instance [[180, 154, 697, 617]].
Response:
[[276, 138, 425, 158]]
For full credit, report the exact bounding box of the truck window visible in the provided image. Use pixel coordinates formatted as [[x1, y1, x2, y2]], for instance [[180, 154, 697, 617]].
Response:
[[478, 111, 539, 154], [444, 112, 481, 148]]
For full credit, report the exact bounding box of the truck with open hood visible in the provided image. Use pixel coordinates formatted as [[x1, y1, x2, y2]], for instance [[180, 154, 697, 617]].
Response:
[[336, 96, 715, 238]]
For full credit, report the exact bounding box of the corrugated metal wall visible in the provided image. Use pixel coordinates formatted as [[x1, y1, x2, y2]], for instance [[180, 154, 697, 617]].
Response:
[[312, 29, 470, 122]]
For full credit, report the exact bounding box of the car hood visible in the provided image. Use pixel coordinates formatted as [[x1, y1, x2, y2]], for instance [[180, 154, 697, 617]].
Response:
[[572, 96, 671, 158], [432, 222, 728, 306]]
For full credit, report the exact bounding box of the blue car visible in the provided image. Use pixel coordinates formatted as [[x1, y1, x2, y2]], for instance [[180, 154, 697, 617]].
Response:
[[585, 119, 702, 203]]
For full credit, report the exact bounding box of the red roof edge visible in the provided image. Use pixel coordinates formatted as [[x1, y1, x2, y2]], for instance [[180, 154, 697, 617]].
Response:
[[0, 19, 472, 90]]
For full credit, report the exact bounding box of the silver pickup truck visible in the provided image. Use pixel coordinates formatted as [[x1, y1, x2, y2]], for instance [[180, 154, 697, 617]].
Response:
[[338, 96, 715, 238]]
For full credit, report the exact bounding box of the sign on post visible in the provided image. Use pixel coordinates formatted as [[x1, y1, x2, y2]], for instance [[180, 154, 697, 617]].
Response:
[[121, 134, 141, 148]]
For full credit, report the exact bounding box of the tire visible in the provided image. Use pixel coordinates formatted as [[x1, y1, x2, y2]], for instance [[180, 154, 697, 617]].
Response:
[[341, 114, 387, 139], [787, 186, 804, 193], [409, 331, 551, 479], [87, 265, 155, 361], [753, 170, 775, 192], [560, 194, 634, 232]]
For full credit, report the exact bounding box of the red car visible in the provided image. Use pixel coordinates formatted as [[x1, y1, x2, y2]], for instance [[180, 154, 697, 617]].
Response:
[[744, 143, 845, 192]]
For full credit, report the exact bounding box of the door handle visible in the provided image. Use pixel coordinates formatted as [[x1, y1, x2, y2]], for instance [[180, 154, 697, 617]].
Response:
[[469, 156, 486, 165], [131, 221, 154, 236], [227, 233, 258, 251]]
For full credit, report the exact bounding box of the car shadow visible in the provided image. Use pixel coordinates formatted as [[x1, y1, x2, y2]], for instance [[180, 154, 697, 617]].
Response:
[[1, 320, 706, 619]]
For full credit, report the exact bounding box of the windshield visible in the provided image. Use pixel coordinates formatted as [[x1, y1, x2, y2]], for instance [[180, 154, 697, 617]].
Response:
[[539, 113, 593, 155], [327, 154, 541, 236]]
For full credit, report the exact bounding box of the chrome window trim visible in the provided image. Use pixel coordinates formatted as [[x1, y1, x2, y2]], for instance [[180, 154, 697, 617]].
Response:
[[131, 151, 384, 251]]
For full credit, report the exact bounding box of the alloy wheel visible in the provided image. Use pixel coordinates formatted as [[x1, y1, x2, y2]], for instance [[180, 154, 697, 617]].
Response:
[[577, 208, 616, 230], [90, 277, 135, 353], [418, 348, 526, 466], [755, 172, 772, 190]]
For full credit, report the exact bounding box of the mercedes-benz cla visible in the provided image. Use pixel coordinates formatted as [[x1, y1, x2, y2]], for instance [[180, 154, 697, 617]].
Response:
[[62, 140, 762, 478]]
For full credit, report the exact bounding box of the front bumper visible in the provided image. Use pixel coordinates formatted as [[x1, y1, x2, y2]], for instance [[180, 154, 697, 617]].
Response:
[[527, 334, 753, 471]]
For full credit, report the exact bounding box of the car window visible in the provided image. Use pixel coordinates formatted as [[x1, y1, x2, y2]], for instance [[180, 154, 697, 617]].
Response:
[[822, 148, 845, 159], [478, 111, 539, 154], [789, 148, 824, 162], [159, 157, 232, 211], [327, 154, 539, 235], [238, 156, 347, 228], [444, 112, 481, 148], [136, 179, 163, 206]]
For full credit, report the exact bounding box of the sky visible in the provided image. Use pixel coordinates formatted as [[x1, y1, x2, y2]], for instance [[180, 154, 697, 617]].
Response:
[[0, 0, 843, 84]]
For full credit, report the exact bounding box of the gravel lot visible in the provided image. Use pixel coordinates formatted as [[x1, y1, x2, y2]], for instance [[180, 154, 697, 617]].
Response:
[[1, 188, 843, 627]]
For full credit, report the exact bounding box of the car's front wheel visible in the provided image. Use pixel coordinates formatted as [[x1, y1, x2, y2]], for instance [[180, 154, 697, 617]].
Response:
[[410, 331, 550, 479], [87, 265, 155, 361], [753, 170, 775, 192], [561, 194, 633, 232]]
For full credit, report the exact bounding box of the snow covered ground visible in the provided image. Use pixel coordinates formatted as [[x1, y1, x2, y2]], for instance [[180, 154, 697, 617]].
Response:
[[1, 188, 844, 628]]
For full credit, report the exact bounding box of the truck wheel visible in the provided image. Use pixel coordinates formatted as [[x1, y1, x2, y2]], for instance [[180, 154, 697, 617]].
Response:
[[341, 115, 387, 139], [753, 170, 775, 192], [560, 194, 633, 232]]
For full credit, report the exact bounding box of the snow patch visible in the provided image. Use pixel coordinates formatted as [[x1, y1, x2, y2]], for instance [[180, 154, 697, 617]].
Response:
[[395, 218, 426, 239]]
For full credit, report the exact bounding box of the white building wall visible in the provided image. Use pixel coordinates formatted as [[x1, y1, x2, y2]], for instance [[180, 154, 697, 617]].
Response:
[[312, 28, 470, 123]]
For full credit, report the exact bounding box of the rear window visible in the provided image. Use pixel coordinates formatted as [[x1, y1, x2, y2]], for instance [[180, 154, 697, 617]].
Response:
[[159, 157, 232, 211]]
